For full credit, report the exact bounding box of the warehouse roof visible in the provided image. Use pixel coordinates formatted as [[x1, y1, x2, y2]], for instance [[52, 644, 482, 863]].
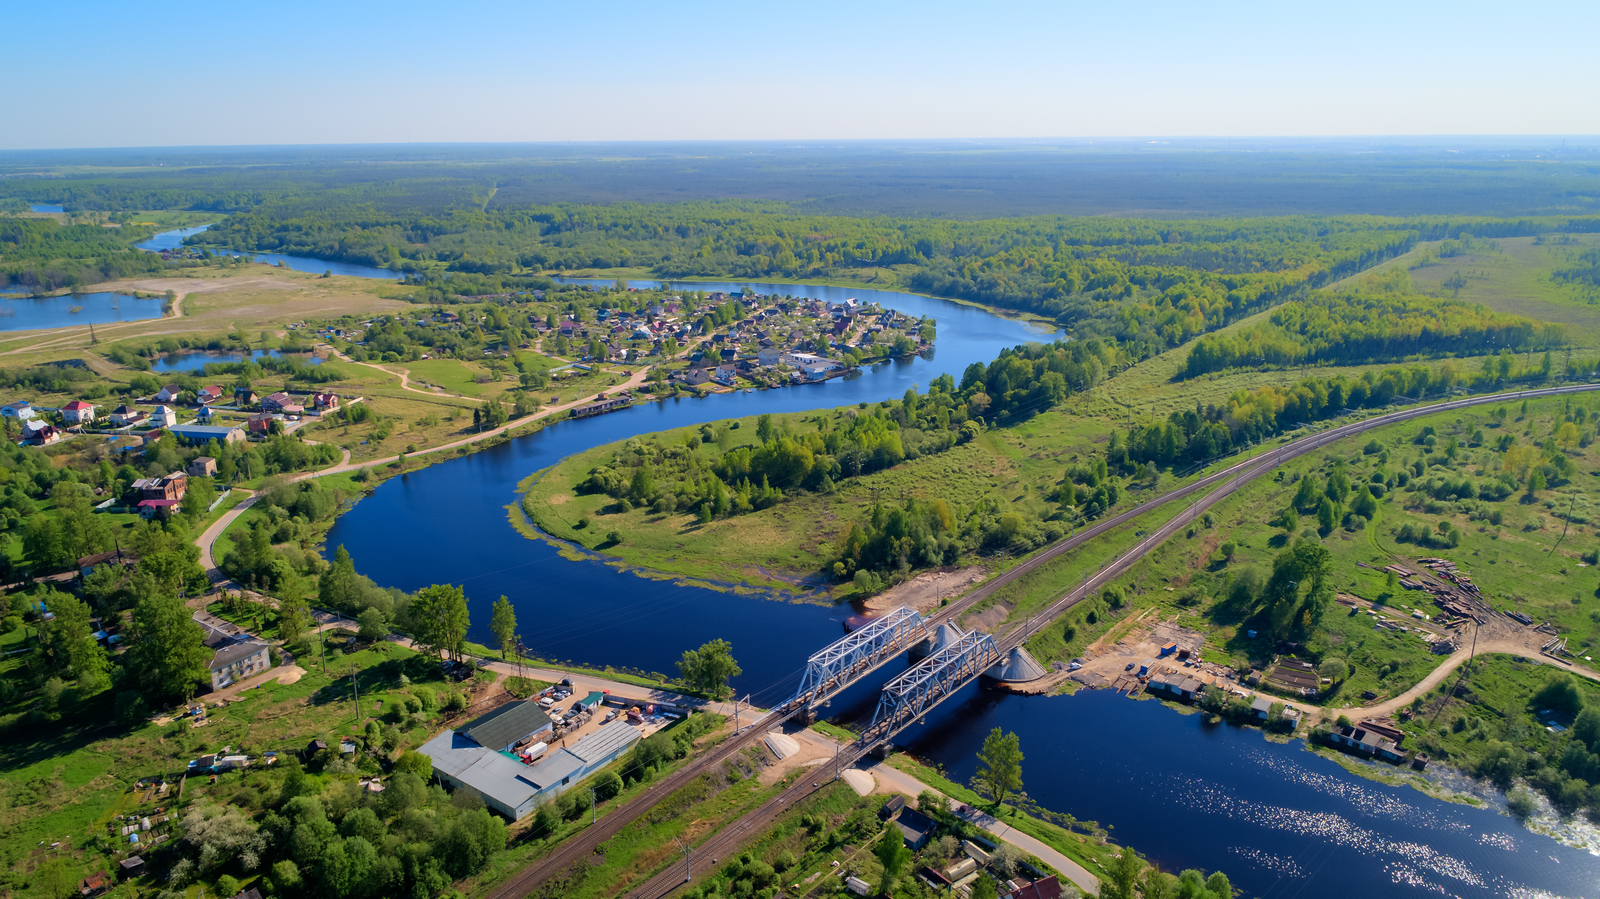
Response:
[[166, 424, 244, 439], [569, 720, 642, 765], [522, 749, 586, 790], [461, 700, 552, 751], [419, 730, 540, 809]]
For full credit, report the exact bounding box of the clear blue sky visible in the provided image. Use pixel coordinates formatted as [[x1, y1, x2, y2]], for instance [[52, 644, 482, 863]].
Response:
[[6, 0, 1597, 148]]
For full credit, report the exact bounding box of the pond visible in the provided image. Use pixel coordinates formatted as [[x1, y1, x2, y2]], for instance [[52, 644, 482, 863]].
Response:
[[137, 226, 407, 279], [150, 349, 323, 373], [0, 291, 163, 332]]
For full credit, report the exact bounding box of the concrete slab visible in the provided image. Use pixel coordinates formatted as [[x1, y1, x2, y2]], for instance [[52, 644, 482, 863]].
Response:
[[764, 732, 800, 759], [841, 769, 874, 796]]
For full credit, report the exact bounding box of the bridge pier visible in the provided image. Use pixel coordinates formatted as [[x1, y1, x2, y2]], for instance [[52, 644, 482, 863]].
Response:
[[908, 622, 966, 662], [986, 646, 1048, 684]]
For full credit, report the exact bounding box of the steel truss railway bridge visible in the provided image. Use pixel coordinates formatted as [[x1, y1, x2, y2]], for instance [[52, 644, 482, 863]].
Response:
[[491, 384, 1600, 899]]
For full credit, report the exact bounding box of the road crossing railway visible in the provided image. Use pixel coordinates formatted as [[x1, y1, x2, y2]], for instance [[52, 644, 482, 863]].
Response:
[[494, 384, 1600, 899]]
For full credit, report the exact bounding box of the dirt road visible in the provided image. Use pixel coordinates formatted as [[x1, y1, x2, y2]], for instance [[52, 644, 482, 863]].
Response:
[[194, 366, 655, 578]]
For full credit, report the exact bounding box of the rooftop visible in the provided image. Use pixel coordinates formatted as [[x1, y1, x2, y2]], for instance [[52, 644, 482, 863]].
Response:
[[420, 730, 542, 809], [568, 719, 642, 764], [522, 748, 586, 790], [894, 806, 936, 841], [460, 700, 552, 751], [210, 639, 268, 671]]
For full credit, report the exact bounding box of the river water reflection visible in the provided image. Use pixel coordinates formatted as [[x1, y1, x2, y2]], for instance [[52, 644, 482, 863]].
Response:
[[137, 231, 1596, 896], [0, 291, 162, 331], [325, 277, 1058, 699]]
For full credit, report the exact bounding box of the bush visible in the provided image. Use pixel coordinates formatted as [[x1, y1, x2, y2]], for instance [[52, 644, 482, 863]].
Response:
[[504, 676, 539, 698], [1507, 789, 1537, 819]]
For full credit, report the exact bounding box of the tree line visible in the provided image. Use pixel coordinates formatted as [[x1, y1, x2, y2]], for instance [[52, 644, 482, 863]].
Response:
[[1181, 285, 1563, 379]]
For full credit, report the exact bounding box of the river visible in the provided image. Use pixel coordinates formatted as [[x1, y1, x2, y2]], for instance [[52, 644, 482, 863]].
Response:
[[141, 229, 1599, 897]]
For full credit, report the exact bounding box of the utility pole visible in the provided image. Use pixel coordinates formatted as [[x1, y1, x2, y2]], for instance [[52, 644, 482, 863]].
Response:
[[590, 787, 598, 825], [834, 741, 840, 782], [673, 836, 693, 883]]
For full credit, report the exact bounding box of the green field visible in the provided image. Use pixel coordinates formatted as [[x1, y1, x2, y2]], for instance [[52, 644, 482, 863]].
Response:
[[1409, 236, 1600, 348], [519, 400, 1134, 596]]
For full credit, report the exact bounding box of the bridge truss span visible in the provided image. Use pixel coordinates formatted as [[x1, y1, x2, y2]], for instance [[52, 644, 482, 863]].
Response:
[[788, 606, 930, 710], [865, 631, 1002, 744]]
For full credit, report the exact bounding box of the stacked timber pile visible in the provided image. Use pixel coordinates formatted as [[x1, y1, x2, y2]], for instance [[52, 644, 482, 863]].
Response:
[[1403, 557, 1492, 624]]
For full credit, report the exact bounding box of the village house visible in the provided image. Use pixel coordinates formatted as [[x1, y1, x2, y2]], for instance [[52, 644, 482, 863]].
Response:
[[246, 412, 276, 435], [196, 385, 225, 405], [21, 420, 60, 445], [151, 405, 178, 428], [78, 548, 138, 579], [208, 637, 272, 691], [188, 456, 218, 478], [234, 387, 258, 406], [61, 400, 97, 423], [680, 367, 712, 386], [108, 405, 146, 427], [757, 346, 782, 367], [155, 385, 184, 403], [1, 400, 37, 420], [712, 365, 737, 386], [260, 392, 296, 413], [312, 393, 339, 410]]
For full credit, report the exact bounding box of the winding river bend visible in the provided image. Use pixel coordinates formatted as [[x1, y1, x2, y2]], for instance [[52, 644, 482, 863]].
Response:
[[148, 230, 1600, 898]]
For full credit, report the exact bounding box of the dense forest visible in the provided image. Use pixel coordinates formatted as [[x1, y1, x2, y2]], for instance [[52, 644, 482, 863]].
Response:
[[1181, 285, 1564, 378], [7, 141, 1600, 218], [169, 201, 1600, 358], [0, 218, 168, 291]]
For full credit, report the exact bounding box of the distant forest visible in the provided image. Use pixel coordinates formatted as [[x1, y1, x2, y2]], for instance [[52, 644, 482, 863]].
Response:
[[4, 140, 1600, 218], [6, 145, 1600, 367]]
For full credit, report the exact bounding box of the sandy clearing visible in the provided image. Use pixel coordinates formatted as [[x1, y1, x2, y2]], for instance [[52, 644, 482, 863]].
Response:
[[865, 566, 989, 615]]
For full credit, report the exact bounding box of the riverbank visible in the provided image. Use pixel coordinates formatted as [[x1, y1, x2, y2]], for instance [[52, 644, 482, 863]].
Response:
[[551, 267, 1064, 332]]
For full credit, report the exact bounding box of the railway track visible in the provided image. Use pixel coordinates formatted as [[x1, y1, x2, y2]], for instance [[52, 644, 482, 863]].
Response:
[[494, 383, 1600, 899]]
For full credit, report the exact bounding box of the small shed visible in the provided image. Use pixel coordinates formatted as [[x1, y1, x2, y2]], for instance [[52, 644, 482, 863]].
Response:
[[79, 871, 111, 896], [306, 738, 328, 757], [878, 794, 906, 819], [118, 857, 144, 879]]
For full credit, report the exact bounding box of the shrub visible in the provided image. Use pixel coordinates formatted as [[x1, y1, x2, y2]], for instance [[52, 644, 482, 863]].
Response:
[[1507, 789, 1537, 819]]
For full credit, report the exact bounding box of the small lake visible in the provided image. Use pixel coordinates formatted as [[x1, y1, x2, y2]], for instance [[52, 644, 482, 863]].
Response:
[[150, 349, 324, 373], [137, 226, 406, 280], [0, 291, 163, 332], [29, 204, 64, 213]]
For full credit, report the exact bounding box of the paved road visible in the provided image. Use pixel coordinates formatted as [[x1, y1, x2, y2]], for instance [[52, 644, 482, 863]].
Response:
[[870, 759, 1098, 894]]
